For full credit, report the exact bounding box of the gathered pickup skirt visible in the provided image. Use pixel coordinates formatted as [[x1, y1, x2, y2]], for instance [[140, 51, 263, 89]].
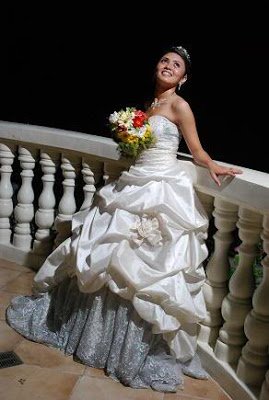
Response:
[[7, 146, 209, 392], [7, 276, 208, 392]]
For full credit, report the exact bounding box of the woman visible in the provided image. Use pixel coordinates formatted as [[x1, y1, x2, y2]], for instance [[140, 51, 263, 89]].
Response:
[[6, 45, 242, 393]]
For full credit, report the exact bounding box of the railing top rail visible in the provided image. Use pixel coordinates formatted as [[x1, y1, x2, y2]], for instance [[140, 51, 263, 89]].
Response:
[[0, 120, 119, 160], [1, 121, 268, 214]]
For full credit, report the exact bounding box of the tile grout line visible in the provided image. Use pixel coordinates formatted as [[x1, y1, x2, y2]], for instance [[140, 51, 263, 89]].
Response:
[[67, 375, 87, 400]]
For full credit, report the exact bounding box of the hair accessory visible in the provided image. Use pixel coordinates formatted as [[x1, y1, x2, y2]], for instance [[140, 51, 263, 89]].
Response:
[[176, 46, 191, 63]]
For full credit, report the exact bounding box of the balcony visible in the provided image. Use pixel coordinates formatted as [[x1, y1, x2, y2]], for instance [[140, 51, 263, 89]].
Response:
[[0, 120, 268, 400]]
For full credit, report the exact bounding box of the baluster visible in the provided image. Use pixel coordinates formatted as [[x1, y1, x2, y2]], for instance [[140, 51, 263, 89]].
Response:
[[215, 208, 263, 365], [199, 198, 238, 346], [260, 370, 269, 400], [0, 143, 15, 243], [196, 192, 214, 218], [237, 215, 269, 389], [13, 146, 37, 249], [103, 161, 129, 184], [33, 150, 59, 256], [54, 154, 80, 247], [80, 158, 103, 210]]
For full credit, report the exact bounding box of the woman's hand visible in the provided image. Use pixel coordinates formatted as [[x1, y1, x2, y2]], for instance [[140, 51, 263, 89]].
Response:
[[208, 161, 243, 186]]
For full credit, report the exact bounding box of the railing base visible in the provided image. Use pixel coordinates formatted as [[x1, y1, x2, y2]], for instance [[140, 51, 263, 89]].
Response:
[[0, 243, 46, 271], [198, 342, 259, 400]]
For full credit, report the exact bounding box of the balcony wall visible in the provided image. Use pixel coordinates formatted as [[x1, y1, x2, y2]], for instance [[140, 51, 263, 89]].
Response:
[[0, 121, 268, 400]]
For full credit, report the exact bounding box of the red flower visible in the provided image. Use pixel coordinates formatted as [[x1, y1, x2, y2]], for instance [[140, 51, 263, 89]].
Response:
[[133, 110, 147, 128]]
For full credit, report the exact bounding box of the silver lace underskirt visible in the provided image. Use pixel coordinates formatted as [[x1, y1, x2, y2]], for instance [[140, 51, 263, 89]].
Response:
[[6, 277, 208, 392]]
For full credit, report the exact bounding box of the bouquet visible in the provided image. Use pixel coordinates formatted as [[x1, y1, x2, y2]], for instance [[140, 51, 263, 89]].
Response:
[[109, 107, 155, 158]]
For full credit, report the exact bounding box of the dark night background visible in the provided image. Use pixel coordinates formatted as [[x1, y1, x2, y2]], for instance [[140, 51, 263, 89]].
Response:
[[2, 6, 268, 173]]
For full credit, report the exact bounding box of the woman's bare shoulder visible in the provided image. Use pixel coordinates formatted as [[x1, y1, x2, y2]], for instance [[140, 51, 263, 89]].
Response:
[[172, 95, 190, 109], [171, 95, 193, 121]]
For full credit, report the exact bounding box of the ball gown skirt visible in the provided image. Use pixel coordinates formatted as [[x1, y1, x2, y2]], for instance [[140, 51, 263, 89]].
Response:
[[6, 115, 209, 392]]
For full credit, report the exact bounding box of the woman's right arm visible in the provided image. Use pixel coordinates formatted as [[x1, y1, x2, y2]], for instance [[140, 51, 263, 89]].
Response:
[[174, 100, 242, 186]]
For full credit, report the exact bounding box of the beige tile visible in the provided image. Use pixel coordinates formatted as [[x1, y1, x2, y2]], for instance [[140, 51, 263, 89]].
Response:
[[164, 394, 200, 399], [0, 364, 78, 400], [0, 258, 31, 272], [217, 392, 233, 400], [84, 365, 110, 379], [0, 268, 22, 288], [0, 291, 17, 320], [2, 271, 35, 295], [0, 320, 23, 351], [173, 376, 230, 399], [15, 339, 85, 374], [70, 375, 164, 400]]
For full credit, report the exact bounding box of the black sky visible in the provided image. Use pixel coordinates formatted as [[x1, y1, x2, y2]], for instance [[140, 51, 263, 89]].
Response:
[[2, 6, 268, 173]]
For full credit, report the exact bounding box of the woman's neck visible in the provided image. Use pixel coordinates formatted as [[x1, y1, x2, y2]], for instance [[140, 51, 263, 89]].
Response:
[[150, 90, 176, 110], [154, 88, 176, 100]]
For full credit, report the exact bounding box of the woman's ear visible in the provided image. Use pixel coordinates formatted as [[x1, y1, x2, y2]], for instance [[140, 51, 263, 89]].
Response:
[[181, 75, 188, 85]]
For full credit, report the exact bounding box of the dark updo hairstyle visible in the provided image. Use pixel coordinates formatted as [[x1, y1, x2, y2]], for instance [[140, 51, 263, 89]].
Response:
[[161, 45, 192, 77]]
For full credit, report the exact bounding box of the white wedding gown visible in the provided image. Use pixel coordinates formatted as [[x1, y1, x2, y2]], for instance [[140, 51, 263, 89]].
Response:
[[7, 115, 209, 392]]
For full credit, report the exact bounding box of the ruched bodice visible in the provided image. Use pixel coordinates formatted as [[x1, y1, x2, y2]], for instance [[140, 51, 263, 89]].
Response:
[[136, 115, 181, 166]]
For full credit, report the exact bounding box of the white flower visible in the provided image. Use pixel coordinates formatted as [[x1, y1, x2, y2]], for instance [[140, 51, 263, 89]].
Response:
[[131, 215, 163, 247], [119, 110, 135, 123], [109, 111, 119, 124], [136, 126, 147, 138]]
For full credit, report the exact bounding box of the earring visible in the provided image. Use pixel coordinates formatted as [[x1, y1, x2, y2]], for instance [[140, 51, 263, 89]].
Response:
[[178, 82, 181, 91]]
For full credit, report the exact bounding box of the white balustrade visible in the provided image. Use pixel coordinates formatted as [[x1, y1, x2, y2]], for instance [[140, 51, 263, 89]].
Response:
[[33, 150, 59, 255], [215, 208, 263, 365], [13, 146, 37, 249], [103, 160, 131, 184], [1, 121, 269, 400], [54, 153, 80, 247], [80, 158, 103, 210], [197, 191, 214, 218], [199, 198, 239, 346], [0, 143, 15, 243], [236, 215, 269, 392], [260, 370, 269, 400]]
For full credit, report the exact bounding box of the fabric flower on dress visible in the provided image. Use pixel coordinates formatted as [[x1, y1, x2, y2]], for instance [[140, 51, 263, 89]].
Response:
[[131, 215, 163, 247]]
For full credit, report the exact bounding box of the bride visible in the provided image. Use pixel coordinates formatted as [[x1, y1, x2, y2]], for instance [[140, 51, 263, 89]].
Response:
[[6, 45, 242, 392]]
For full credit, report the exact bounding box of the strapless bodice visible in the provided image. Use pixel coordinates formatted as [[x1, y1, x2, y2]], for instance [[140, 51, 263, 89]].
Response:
[[136, 115, 182, 166]]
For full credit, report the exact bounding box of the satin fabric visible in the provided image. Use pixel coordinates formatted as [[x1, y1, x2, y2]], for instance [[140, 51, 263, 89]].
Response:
[[33, 115, 209, 362]]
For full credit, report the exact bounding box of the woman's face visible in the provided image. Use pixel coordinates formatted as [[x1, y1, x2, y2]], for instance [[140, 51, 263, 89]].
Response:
[[155, 52, 186, 88]]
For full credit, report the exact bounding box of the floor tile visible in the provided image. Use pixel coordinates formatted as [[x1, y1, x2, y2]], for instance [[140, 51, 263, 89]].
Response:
[[2, 271, 35, 295], [0, 364, 78, 400], [15, 339, 85, 375], [70, 375, 164, 400], [0, 291, 17, 320], [0, 268, 22, 288], [84, 365, 110, 379], [0, 258, 31, 272], [164, 376, 232, 400], [0, 320, 23, 351], [164, 394, 202, 399]]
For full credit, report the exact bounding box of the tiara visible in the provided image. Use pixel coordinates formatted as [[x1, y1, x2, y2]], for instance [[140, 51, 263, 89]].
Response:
[[176, 46, 191, 63]]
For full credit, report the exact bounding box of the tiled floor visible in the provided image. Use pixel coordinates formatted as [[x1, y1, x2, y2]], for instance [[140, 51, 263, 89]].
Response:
[[0, 258, 232, 400]]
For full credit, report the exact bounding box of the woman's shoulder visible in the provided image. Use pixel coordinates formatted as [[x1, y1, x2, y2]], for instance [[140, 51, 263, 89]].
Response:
[[172, 94, 189, 108], [171, 95, 192, 118]]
